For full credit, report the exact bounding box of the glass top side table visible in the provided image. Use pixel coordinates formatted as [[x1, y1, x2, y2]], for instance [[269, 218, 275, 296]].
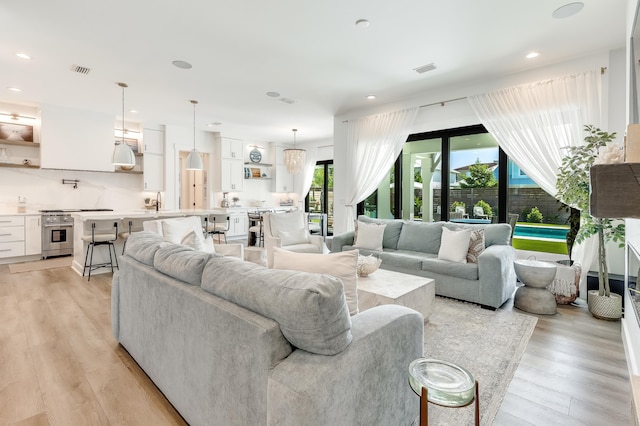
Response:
[[408, 358, 479, 426]]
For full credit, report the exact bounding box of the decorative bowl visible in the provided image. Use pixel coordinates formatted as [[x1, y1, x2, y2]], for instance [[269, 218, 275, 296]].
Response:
[[357, 255, 382, 277]]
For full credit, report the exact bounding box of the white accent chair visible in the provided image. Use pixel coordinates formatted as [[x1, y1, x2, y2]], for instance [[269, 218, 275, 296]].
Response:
[[263, 211, 324, 268], [473, 206, 489, 220]]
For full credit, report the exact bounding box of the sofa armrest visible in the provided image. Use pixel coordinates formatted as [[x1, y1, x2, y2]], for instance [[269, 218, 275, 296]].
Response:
[[267, 305, 423, 426], [308, 234, 325, 253], [330, 231, 355, 253], [265, 234, 282, 268], [478, 244, 517, 309], [214, 243, 244, 259]]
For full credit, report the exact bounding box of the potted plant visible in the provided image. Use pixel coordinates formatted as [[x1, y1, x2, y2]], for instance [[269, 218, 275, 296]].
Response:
[[555, 125, 625, 320]]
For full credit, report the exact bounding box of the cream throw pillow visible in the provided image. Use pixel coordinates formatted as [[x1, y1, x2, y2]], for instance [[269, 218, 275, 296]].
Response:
[[162, 218, 202, 244], [279, 227, 310, 246], [438, 227, 472, 263], [354, 220, 386, 251], [181, 230, 216, 254], [273, 247, 359, 315]]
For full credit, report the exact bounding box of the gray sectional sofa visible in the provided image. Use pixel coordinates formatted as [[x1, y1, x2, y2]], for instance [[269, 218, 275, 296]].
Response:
[[331, 215, 517, 309], [112, 231, 424, 426]]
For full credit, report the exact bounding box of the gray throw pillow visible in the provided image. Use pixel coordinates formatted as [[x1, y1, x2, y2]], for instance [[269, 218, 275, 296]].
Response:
[[201, 257, 352, 355]]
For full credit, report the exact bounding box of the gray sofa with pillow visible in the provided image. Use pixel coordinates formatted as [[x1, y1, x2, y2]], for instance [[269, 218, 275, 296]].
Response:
[[331, 215, 517, 309], [112, 231, 424, 426]]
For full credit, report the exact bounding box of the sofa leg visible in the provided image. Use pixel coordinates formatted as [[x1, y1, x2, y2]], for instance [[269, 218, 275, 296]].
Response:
[[480, 304, 497, 311]]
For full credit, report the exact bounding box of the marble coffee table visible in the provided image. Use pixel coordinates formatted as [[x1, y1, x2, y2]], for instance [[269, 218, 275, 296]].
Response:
[[358, 268, 435, 321]]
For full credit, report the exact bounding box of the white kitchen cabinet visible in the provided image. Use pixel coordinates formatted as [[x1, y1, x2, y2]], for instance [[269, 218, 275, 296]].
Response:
[[143, 129, 164, 154], [219, 159, 244, 192], [25, 215, 41, 255], [272, 145, 294, 193], [221, 138, 244, 160], [226, 212, 248, 239], [0, 216, 25, 259], [143, 129, 165, 191]]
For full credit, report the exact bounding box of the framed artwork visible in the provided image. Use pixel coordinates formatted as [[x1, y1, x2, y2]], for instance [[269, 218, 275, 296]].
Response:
[[0, 123, 34, 142]]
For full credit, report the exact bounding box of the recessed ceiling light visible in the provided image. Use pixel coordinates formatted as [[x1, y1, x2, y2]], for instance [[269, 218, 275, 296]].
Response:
[[129, 109, 138, 113], [16, 53, 30, 60], [366, 94, 376, 100], [552, 2, 584, 19], [413, 63, 437, 74], [280, 98, 295, 104], [208, 122, 222, 126], [172, 60, 192, 69], [266, 91, 280, 97], [7, 87, 22, 92], [355, 19, 370, 28], [526, 51, 540, 59]]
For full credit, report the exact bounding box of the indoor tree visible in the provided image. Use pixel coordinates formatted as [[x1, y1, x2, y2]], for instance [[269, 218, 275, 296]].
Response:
[[555, 125, 625, 318]]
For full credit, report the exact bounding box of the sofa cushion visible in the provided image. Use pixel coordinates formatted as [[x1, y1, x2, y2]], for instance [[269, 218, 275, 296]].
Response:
[[354, 220, 386, 251], [377, 249, 430, 270], [444, 222, 510, 247], [396, 221, 444, 254], [201, 257, 352, 355], [273, 247, 359, 315], [438, 227, 471, 263], [282, 242, 321, 253], [421, 258, 479, 281], [154, 244, 217, 286], [357, 215, 404, 249], [124, 231, 168, 265]]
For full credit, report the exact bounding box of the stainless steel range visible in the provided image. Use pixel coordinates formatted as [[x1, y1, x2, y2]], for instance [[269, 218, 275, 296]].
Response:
[[39, 209, 114, 259], [40, 211, 74, 259]]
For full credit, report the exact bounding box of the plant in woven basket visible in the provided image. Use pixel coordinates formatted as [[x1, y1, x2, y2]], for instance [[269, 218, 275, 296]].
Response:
[[555, 125, 625, 319]]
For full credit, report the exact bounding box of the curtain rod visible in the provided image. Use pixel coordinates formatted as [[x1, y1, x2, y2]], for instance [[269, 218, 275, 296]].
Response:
[[342, 96, 468, 123]]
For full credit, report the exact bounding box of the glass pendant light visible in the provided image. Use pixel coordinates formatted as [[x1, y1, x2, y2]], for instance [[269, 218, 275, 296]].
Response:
[[112, 82, 136, 166], [185, 100, 204, 170], [283, 128, 306, 174]]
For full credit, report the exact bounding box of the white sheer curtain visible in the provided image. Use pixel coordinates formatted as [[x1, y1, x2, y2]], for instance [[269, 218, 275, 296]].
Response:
[[467, 69, 602, 286], [341, 107, 419, 232], [293, 146, 318, 210]]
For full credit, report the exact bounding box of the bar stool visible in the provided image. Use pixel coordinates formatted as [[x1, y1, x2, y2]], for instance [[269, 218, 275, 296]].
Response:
[[248, 212, 264, 247], [82, 222, 119, 281], [119, 220, 133, 255], [206, 214, 230, 244]]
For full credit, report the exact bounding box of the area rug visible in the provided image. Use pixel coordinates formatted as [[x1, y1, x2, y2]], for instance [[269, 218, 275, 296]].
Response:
[[8, 256, 72, 273], [422, 296, 537, 425]]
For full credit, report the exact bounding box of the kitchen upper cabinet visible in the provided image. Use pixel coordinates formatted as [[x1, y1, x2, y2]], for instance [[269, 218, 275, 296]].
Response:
[[40, 105, 114, 172], [272, 145, 294, 193], [25, 215, 41, 255], [143, 129, 165, 191], [220, 159, 244, 192], [221, 138, 244, 160]]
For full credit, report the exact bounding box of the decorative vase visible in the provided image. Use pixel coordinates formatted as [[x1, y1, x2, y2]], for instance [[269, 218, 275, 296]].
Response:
[[587, 290, 622, 320]]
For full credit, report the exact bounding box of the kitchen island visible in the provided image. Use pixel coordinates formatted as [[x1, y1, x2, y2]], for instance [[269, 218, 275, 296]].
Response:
[[70, 209, 230, 277]]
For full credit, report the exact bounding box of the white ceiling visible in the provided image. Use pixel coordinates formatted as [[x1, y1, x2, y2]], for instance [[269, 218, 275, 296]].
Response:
[[0, 1, 628, 145]]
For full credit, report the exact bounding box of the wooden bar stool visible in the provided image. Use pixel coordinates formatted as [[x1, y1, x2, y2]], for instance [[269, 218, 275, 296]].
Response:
[[82, 222, 119, 281]]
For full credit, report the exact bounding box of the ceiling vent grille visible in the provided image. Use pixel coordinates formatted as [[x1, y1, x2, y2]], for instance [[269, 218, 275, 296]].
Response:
[[280, 98, 295, 104], [70, 64, 91, 75], [413, 63, 437, 74]]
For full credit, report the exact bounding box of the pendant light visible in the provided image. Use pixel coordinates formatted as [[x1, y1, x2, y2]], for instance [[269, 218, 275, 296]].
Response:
[[185, 99, 204, 170], [283, 128, 306, 174], [112, 82, 136, 167]]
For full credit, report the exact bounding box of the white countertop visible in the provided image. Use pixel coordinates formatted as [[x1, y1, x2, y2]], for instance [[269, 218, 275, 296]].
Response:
[[71, 209, 227, 221], [0, 211, 43, 216]]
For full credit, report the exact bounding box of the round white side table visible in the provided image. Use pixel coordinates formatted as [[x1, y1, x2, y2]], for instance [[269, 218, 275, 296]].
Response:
[[408, 358, 479, 426], [513, 259, 558, 315]]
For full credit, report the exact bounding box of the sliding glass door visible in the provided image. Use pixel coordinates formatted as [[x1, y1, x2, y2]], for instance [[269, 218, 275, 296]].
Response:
[[306, 161, 334, 235]]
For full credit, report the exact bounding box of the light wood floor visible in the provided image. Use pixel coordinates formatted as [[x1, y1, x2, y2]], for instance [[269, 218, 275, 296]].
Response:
[[0, 263, 632, 425]]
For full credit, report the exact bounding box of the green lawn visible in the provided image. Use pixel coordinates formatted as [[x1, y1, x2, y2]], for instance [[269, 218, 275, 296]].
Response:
[[511, 237, 568, 255]]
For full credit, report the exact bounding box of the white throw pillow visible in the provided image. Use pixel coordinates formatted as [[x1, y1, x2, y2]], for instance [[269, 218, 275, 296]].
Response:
[[353, 220, 386, 251], [279, 227, 310, 246], [438, 227, 472, 263], [181, 230, 216, 254], [162, 217, 202, 244], [273, 247, 359, 315]]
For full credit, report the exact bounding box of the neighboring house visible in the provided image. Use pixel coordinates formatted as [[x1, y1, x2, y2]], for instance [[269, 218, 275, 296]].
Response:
[[508, 162, 538, 188]]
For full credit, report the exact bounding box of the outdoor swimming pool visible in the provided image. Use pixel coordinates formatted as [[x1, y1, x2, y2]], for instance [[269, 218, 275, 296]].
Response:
[[513, 224, 569, 241]]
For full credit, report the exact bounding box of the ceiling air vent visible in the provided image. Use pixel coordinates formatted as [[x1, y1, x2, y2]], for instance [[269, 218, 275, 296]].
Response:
[[280, 98, 295, 104], [413, 63, 437, 74], [70, 64, 91, 75]]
